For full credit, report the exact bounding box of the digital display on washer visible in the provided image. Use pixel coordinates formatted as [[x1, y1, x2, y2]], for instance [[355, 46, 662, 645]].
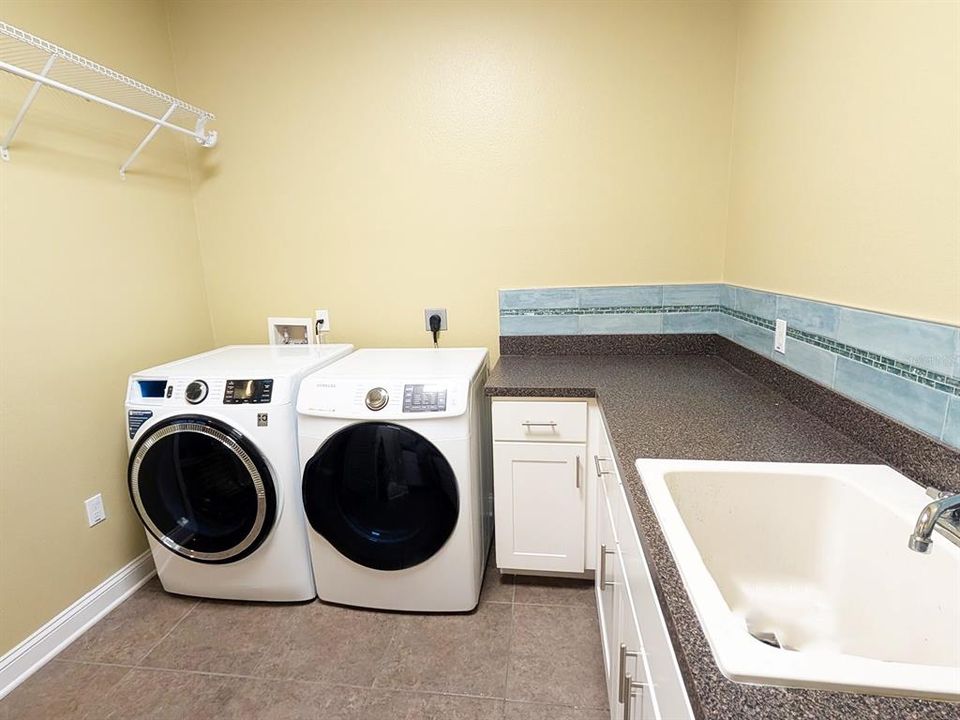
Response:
[[402, 384, 447, 412], [223, 378, 274, 404]]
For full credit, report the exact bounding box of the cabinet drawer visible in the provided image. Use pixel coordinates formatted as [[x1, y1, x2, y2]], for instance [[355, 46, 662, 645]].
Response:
[[492, 400, 587, 443]]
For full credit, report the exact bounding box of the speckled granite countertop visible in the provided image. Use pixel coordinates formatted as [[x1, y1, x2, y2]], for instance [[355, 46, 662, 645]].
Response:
[[485, 353, 959, 720]]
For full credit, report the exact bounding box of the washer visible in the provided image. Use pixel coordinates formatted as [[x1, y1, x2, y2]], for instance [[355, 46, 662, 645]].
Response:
[[297, 348, 492, 612], [125, 343, 353, 601]]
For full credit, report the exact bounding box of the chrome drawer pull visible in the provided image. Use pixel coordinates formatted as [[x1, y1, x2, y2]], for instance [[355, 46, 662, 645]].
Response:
[[618, 643, 640, 703], [599, 544, 616, 591], [521, 421, 557, 428], [622, 674, 647, 720], [594, 455, 613, 477]]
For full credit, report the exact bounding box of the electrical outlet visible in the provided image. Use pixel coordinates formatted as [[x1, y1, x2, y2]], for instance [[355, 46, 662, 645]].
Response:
[[85, 494, 106, 527], [774, 319, 787, 354], [314, 309, 330, 335], [424, 308, 448, 331]]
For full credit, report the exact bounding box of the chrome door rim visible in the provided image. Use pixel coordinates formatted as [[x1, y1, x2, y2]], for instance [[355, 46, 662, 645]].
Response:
[[130, 421, 268, 562]]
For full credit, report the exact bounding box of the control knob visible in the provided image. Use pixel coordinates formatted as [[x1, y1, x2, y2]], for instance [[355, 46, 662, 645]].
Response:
[[365, 387, 389, 411], [185, 380, 209, 404]]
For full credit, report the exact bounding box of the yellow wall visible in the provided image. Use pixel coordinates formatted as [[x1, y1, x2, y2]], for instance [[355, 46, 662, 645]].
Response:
[[725, 0, 960, 326], [165, 0, 739, 352], [0, 0, 213, 654]]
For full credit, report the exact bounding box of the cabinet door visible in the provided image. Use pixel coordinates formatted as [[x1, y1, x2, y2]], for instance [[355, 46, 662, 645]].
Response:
[[616, 554, 656, 720], [493, 442, 585, 573], [595, 485, 618, 683]]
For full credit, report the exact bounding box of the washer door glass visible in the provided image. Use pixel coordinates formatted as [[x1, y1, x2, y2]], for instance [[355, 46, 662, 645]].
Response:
[[128, 416, 277, 564], [302, 422, 459, 571]]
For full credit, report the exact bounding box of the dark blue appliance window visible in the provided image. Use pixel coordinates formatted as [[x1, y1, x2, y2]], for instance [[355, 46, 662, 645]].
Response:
[[302, 422, 458, 571]]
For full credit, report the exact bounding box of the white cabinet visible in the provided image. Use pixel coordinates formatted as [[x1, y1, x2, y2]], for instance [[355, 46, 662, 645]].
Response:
[[596, 488, 618, 682], [492, 398, 594, 574], [493, 441, 585, 572], [594, 416, 694, 720], [491, 395, 691, 720]]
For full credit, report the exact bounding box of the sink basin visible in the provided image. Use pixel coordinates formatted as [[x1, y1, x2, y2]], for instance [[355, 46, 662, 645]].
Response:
[[635, 459, 960, 700]]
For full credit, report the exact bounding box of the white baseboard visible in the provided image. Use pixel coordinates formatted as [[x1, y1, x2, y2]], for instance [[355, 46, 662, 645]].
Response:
[[0, 551, 156, 700]]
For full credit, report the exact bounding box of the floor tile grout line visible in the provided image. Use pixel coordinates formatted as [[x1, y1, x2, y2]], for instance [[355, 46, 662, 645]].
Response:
[[55, 659, 549, 706], [502, 600, 517, 705], [132, 598, 201, 666]]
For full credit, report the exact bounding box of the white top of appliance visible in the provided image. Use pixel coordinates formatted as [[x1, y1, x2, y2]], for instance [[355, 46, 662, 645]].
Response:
[[128, 344, 354, 407], [297, 348, 487, 420], [131, 344, 354, 378]]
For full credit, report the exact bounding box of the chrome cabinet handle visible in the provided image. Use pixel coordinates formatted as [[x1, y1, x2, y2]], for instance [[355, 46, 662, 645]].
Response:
[[618, 643, 640, 703], [575, 455, 581, 489], [594, 455, 613, 477], [522, 421, 557, 428], [599, 544, 616, 591], [622, 674, 647, 720]]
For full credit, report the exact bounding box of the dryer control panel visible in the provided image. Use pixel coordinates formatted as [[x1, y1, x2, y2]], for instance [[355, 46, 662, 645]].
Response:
[[298, 379, 469, 419], [402, 384, 447, 413]]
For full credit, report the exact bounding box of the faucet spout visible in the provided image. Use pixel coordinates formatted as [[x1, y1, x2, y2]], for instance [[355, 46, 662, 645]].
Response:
[[908, 490, 960, 553]]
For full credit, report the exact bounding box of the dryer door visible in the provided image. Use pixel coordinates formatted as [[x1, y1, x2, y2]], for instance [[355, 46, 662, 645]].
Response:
[[128, 415, 277, 564], [302, 422, 459, 571]]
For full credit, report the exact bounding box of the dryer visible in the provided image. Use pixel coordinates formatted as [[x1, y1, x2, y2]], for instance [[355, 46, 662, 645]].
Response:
[[297, 348, 492, 612], [125, 343, 353, 601]]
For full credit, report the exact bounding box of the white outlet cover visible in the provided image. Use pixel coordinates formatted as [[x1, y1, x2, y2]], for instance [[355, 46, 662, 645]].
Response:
[[314, 309, 331, 334], [85, 494, 106, 527], [774, 319, 787, 354]]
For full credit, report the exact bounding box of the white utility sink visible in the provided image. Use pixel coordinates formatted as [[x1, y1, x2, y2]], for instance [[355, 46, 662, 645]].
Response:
[[635, 459, 960, 700]]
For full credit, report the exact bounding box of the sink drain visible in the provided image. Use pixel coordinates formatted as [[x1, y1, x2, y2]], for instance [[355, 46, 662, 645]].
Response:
[[749, 629, 782, 649]]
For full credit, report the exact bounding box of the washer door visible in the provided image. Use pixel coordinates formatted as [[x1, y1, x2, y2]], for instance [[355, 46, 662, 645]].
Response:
[[128, 415, 277, 564], [302, 422, 459, 571]]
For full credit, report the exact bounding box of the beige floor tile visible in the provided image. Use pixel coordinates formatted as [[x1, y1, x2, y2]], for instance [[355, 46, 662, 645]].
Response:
[[504, 700, 609, 720], [0, 661, 130, 720], [373, 602, 514, 697], [97, 668, 235, 720], [513, 576, 595, 607], [254, 601, 401, 685], [361, 688, 505, 720], [138, 599, 296, 676], [480, 561, 515, 604], [58, 578, 198, 665], [506, 605, 607, 708], [215, 678, 367, 720]]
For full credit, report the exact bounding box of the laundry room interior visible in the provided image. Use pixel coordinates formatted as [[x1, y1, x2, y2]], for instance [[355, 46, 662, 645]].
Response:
[[1, 0, 958, 718]]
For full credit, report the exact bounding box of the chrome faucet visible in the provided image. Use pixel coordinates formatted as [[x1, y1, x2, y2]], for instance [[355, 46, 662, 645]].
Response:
[[908, 487, 960, 553]]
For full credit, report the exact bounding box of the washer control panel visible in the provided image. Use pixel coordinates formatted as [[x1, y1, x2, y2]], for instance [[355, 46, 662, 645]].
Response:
[[223, 378, 274, 404], [402, 384, 447, 413]]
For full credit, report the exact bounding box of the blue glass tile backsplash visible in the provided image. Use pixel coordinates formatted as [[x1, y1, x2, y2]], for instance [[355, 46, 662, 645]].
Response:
[[498, 283, 960, 449]]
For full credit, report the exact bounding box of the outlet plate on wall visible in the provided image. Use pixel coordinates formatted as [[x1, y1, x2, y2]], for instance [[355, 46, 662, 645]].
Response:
[[84, 494, 106, 527], [774, 319, 787, 354], [315, 309, 330, 335], [424, 308, 448, 331]]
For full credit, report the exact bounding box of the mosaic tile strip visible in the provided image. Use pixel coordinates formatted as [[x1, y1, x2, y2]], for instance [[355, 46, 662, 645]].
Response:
[[500, 304, 721, 317], [498, 284, 959, 447], [498, 295, 958, 394], [718, 306, 960, 395]]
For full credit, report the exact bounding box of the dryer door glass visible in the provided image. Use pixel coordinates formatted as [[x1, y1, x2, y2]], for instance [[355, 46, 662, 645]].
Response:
[[128, 416, 277, 564], [302, 422, 459, 571]]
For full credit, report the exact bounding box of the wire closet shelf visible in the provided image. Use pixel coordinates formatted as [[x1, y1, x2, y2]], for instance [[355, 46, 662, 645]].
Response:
[[0, 20, 217, 176]]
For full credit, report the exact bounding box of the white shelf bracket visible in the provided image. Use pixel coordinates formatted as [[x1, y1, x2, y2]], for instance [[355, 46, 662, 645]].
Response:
[[120, 102, 177, 178], [0, 53, 56, 161]]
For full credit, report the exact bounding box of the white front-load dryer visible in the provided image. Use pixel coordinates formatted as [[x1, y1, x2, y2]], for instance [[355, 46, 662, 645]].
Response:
[[125, 343, 353, 601], [297, 348, 493, 612]]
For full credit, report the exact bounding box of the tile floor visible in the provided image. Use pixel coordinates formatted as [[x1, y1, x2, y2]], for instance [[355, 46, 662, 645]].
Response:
[[1, 558, 608, 719]]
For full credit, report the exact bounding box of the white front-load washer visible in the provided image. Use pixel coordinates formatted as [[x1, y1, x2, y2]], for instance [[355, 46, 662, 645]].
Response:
[[125, 343, 353, 602], [297, 348, 492, 612]]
